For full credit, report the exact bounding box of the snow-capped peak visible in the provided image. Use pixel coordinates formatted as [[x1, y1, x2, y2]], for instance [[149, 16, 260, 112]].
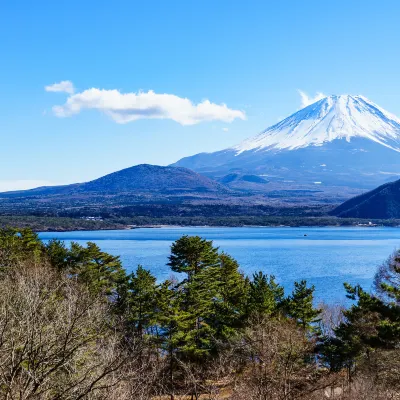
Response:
[[233, 95, 400, 153]]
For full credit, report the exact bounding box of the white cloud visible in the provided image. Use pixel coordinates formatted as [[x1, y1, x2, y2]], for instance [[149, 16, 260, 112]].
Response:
[[222, 127, 229, 132], [45, 80, 75, 94], [48, 84, 246, 126], [298, 90, 326, 108]]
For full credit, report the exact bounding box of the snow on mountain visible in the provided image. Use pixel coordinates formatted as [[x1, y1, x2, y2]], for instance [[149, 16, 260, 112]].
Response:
[[172, 95, 400, 197], [233, 95, 400, 153]]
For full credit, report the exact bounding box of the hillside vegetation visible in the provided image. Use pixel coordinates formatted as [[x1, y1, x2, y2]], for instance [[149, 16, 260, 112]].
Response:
[[0, 228, 399, 398], [332, 178, 400, 219], [1, 165, 227, 197]]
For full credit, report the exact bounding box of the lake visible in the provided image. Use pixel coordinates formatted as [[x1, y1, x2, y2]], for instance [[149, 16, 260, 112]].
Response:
[[39, 227, 400, 304]]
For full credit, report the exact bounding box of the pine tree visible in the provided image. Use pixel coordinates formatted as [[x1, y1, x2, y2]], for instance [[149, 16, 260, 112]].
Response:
[[167, 236, 221, 358], [286, 280, 320, 330], [318, 254, 400, 375], [68, 242, 126, 295], [182, 265, 219, 359], [317, 284, 386, 375], [247, 271, 284, 317], [212, 253, 248, 340], [155, 280, 191, 399], [45, 239, 70, 270], [168, 235, 219, 281], [0, 228, 44, 270], [125, 265, 157, 339]]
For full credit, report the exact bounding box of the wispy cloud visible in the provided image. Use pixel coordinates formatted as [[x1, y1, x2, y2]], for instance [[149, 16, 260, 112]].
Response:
[[298, 90, 326, 108], [45, 80, 75, 94], [46, 82, 246, 126], [222, 127, 229, 132]]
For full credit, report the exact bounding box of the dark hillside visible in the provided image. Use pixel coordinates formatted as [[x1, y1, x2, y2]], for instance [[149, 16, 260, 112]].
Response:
[[0, 164, 228, 197], [331, 179, 400, 218]]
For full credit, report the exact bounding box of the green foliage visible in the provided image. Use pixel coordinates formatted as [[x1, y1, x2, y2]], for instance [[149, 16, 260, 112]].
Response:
[[342, 283, 400, 349], [247, 271, 284, 317], [212, 253, 248, 339], [168, 235, 219, 280], [0, 216, 124, 231], [0, 229, 126, 297], [155, 280, 192, 391], [73, 242, 126, 295], [285, 280, 320, 330], [317, 335, 356, 372], [125, 265, 157, 338], [181, 269, 219, 358], [45, 238, 128, 296], [168, 237, 220, 360], [0, 228, 44, 269], [165, 239, 247, 360], [156, 280, 190, 348], [45, 239, 70, 270], [319, 277, 400, 374]]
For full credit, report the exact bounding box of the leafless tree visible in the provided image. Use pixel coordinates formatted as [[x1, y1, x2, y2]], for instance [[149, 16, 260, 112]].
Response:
[[0, 261, 128, 399], [373, 249, 400, 304], [230, 315, 330, 400], [318, 302, 346, 338]]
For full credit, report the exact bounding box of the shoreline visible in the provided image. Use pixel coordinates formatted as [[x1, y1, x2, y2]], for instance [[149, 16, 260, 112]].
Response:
[[39, 223, 400, 233], [1, 215, 400, 233]]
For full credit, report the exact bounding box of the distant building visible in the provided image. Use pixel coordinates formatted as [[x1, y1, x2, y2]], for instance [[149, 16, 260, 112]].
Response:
[[81, 216, 103, 221]]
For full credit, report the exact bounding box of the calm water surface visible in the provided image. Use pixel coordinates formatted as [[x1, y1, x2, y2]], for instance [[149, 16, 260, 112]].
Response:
[[39, 227, 400, 303]]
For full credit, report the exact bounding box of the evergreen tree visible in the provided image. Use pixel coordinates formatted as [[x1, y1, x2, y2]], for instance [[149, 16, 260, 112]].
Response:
[[155, 280, 191, 398], [0, 228, 44, 270], [125, 265, 157, 338], [247, 271, 284, 317], [45, 239, 70, 270], [166, 236, 222, 360], [181, 265, 219, 359], [318, 254, 400, 375], [317, 284, 389, 375], [212, 253, 248, 340], [68, 242, 126, 295], [338, 283, 399, 351], [168, 235, 219, 281], [286, 280, 320, 330]]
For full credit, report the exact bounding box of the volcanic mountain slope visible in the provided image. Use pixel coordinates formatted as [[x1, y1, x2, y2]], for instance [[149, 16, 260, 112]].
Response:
[[331, 178, 400, 219], [1, 164, 226, 197], [219, 173, 269, 192], [173, 95, 400, 190], [0, 163, 337, 218]]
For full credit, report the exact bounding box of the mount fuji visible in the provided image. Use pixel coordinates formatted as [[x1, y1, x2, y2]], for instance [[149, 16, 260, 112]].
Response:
[[173, 95, 400, 196]]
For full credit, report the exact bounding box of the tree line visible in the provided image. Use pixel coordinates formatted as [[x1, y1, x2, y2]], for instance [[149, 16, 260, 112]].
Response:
[[0, 228, 399, 399]]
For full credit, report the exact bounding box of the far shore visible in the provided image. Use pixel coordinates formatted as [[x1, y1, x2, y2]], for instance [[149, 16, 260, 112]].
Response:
[[1, 215, 399, 233]]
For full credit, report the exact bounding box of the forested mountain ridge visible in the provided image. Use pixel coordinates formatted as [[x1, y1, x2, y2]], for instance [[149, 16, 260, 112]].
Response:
[[1, 164, 228, 197], [0, 163, 358, 220], [332, 178, 400, 218]]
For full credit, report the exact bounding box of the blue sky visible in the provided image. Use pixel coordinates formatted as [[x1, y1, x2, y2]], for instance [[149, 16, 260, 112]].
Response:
[[1, 0, 400, 190]]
